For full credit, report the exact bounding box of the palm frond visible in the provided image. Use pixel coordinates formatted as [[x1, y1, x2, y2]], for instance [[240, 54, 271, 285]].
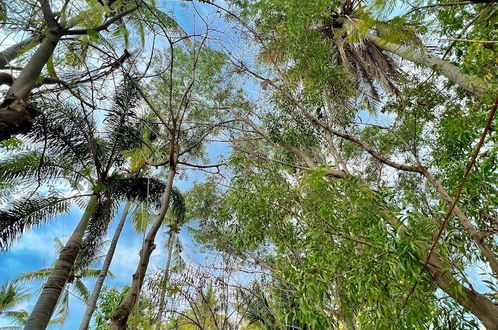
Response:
[[101, 77, 142, 170], [14, 268, 53, 284], [0, 282, 30, 312], [28, 99, 95, 169], [131, 202, 154, 233], [108, 176, 165, 206], [0, 152, 66, 187], [73, 279, 89, 301], [53, 289, 69, 325], [76, 193, 117, 270], [79, 268, 102, 279], [170, 188, 186, 228], [238, 285, 276, 327], [0, 196, 71, 251], [46, 316, 65, 329]]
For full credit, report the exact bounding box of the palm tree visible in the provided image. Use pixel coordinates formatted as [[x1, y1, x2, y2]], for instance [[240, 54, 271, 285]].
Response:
[[78, 201, 132, 330], [0, 0, 144, 141], [320, 0, 491, 96], [15, 238, 111, 326], [0, 78, 164, 329], [0, 281, 30, 326]]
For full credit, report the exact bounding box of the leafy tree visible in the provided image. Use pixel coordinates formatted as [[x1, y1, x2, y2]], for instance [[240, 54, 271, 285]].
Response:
[[94, 286, 157, 330], [0, 0, 148, 140], [0, 78, 163, 328], [110, 39, 247, 328]]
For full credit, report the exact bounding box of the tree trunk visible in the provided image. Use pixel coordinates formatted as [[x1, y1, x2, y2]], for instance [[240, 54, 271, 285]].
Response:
[[0, 26, 63, 141], [0, 36, 39, 68], [366, 34, 491, 96], [78, 201, 132, 330], [154, 229, 177, 328], [378, 207, 498, 329], [425, 255, 498, 329], [24, 194, 98, 330], [111, 168, 176, 330], [282, 98, 498, 325], [422, 169, 498, 277]]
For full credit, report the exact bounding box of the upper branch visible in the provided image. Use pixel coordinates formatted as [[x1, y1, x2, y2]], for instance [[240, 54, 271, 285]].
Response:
[[38, 0, 58, 28], [64, 4, 141, 35]]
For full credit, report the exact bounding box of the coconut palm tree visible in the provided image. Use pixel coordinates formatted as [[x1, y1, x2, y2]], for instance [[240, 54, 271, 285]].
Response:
[[0, 281, 30, 326], [14, 237, 112, 327], [0, 77, 164, 329]]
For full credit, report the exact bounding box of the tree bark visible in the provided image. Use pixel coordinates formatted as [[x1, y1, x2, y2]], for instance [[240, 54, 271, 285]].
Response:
[[422, 169, 498, 277], [366, 34, 491, 96], [378, 206, 498, 329], [275, 133, 498, 326], [0, 26, 63, 141], [154, 229, 177, 328], [78, 201, 132, 330], [0, 36, 39, 68], [24, 194, 98, 330], [110, 168, 176, 329], [424, 255, 498, 329]]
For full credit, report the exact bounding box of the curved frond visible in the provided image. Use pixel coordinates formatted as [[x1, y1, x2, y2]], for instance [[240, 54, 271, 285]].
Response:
[[108, 176, 165, 205], [15, 268, 52, 284], [131, 202, 154, 233], [28, 99, 95, 169], [0, 282, 30, 312], [170, 188, 186, 228], [79, 268, 102, 279], [0, 152, 67, 187], [73, 279, 89, 301], [0, 196, 71, 251], [76, 193, 117, 271]]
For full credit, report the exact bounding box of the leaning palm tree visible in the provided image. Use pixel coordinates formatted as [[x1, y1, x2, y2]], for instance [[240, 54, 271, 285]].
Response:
[[15, 238, 111, 327], [321, 0, 492, 96], [0, 78, 164, 329]]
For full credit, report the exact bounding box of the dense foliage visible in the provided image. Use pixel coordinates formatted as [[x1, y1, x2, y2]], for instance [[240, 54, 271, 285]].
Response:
[[0, 0, 497, 329]]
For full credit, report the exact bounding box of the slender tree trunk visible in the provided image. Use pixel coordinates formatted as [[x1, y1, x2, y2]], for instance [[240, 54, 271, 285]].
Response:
[[111, 168, 176, 329], [424, 255, 498, 329], [154, 229, 177, 328], [0, 26, 63, 141], [78, 201, 132, 330], [422, 169, 498, 277], [0, 36, 39, 68], [24, 194, 98, 330], [378, 206, 498, 329], [366, 34, 491, 96]]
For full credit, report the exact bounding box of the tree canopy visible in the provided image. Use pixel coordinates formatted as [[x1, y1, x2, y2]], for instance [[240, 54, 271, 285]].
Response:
[[1, 0, 498, 329]]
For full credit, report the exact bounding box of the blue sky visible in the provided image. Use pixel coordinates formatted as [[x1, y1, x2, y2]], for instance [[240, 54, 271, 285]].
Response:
[[0, 140, 232, 329], [0, 2, 243, 328]]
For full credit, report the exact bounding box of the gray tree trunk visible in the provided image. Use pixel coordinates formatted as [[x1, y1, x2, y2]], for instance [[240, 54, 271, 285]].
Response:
[[366, 34, 491, 96], [78, 201, 132, 330], [0, 26, 63, 141], [111, 168, 176, 329], [24, 194, 98, 330], [0, 36, 39, 68]]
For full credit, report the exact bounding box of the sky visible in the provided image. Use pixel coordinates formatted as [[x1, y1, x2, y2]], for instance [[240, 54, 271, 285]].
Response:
[[0, 1, 246, 328], [2, 1, 493, 329]]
